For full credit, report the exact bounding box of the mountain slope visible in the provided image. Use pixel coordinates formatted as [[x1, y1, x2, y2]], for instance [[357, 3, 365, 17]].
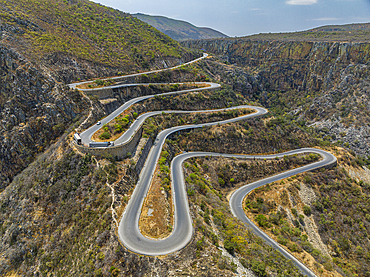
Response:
[[132, 13, 228, 41], [243, 148, 370, 276], [0, 0, 196, 191], [0, 0, 195, 82]]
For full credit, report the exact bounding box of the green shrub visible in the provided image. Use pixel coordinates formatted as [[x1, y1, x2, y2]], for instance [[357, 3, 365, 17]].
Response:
[[97, 252, 105, 260], [94, 79, 104, 86], [114, 124, 122, 133], [312, 248, 321, 257], [291, 208, 298, 217], [110, 266, 120, 277], [303, 205, 312, 216], [187, 189, 195, 196], [224, 239, 235, 255], [196, 236, 205, 250], [162, 178, 170, 185], [94, 269, 102, 277], [255, 214, 270, 228], [204, 213, 210, 225], [209, 232, 219, 246], [99, 132, 111, 140], [288, 242, 302, 252], [277, 235, 288, 246], [323, 262, 333, 271]]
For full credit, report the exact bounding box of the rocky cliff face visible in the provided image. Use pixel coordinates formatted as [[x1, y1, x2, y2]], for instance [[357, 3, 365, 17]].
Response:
[[184, 40, 370, 92], [184, 39, 370, 156], [0, 44, 89, 189]]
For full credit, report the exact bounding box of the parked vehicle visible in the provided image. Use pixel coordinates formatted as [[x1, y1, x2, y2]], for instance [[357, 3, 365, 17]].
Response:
[[97, 121, 101, 125], [74, 133, 82, 145], [89, 141, 110, 148]]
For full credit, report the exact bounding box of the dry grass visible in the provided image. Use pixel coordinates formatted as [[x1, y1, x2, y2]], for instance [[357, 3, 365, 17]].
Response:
[[139, 165, 173, 239]]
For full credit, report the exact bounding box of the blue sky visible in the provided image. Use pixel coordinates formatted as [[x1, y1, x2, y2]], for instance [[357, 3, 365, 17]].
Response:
[[93, 0, 370, 37]]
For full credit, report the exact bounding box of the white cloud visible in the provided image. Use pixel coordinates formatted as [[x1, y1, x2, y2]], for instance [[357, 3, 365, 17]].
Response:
[[286, 0, 318, 5]]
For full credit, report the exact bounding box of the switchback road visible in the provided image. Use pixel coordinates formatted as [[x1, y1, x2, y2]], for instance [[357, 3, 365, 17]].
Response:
[[70, 53, 337, 276]]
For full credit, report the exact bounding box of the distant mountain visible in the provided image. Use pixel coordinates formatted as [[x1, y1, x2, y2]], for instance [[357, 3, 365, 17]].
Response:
[[235, 22, 370, 42], [132, 13, 228, 41], [308, 22, 370, 32]]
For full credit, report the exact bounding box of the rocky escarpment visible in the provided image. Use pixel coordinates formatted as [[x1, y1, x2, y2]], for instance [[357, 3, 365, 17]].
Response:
[[0, 44, 89, 189], [183, 40, 370, 92], [184, 39, 370, 156]]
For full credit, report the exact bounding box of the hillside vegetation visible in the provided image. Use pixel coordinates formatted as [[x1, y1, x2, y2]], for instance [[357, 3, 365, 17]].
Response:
[[244, 148, 370, 276], [0, 104, 316, 276], [0, 0, 194, 82], [133, 13, 228, 41]]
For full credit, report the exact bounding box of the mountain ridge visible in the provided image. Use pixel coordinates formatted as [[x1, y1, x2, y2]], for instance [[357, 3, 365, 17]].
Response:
[[240, 22, 370, 42], [132, 13, 228, 41], [308, 22, 370, 32]]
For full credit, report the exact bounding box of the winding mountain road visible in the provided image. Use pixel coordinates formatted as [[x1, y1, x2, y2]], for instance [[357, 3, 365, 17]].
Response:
[[74, 81, 220, 146], [70, 54, 337, 277]]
